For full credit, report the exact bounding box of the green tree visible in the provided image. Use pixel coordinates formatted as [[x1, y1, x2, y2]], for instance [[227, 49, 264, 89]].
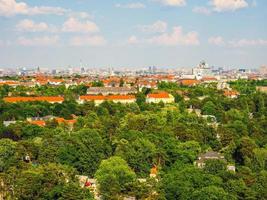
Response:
[[95, 156, 137, 200], [115, 138, 156, 177], [190, 186, 236, 200], [204, 159, 227, 175], [0, 139, 17, 172]]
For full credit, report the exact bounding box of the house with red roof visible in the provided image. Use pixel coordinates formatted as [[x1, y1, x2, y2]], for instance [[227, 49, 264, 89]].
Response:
[[223, 90, 239, 98], [0, 81, 20, 87], [179, 79, 201, 86], [3, 96, 64, 104], [29, 120, 46, 127], [146, 92, 174, 104]]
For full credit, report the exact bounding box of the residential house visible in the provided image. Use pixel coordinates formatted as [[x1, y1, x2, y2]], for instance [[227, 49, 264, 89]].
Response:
[[0, 81, 20, 87], [195, 151, 225, 168], [87, 87, 137, 95], [179, 79, 201, 87], [146, 92, 175, 104], [78, 95, 136, 105], [29, 120, 46, 127], [3, 121, 17, 127], [223, 90, 239, 98], [3, 96, 64, 104], [195, 151, 235, 172], [256, 86, 267, 93], [55, 117, 77, 130], [201, 76, 218, 83]]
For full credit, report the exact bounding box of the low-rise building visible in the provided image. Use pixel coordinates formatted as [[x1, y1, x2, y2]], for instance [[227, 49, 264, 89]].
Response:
[[195, 151, 225, 168], [146, 92, 175, 104], [3, 96, 64, 104], [179, 79, 201, 86], [78, 95, 136, 105], [256, 86, 267, 93], [195, 151, 235, 172], [223, 90, 239, 98], [87, 87, 137, 95], [29, 120, 46, 127]]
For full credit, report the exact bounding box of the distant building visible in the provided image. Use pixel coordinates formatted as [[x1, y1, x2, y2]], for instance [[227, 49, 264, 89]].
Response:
[[87, 87, 137, 95], [78, 95, 136, 105], [3, 96, 64, 104], [195, 151, 235, 172], [179, 79, 201, 86], [201, 76, 218, 83], [195, 151, 225, 168], [146, 92, 174, 104], [217, 81, 230, 90], [193, 61, 213, 80], [256, 86, 267, 93], [3, 121, 17, 127], [223, 90, 239, 98], [0, 81, 20, 87], [29, 120, 46, 127]]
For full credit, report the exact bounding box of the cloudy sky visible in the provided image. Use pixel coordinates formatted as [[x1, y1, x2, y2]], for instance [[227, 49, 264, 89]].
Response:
[[0, 0, 266, 69]]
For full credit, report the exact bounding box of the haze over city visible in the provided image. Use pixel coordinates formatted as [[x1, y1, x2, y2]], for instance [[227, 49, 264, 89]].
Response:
[[0, 0, 267, 68]]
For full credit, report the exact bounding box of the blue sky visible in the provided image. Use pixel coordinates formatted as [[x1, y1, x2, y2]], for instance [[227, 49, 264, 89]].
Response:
[[0, 0, 266, 69]]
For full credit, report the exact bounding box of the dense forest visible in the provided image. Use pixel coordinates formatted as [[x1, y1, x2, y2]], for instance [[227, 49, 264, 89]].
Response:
[[0, 80, 267, 200]]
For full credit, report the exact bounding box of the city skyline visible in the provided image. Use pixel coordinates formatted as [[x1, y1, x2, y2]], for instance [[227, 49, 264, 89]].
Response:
[[0, 0, 267, 68]]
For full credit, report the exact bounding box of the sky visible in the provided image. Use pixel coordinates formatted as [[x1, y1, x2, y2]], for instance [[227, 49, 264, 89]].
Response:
[[0, 0, 266, 69]]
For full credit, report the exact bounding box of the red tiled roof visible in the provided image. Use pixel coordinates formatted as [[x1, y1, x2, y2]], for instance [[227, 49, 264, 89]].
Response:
[[3, 96, 64, 103], [48, 79, 64, 83], [29, 120, 46, 127], [180, 79, 201, 86], [147, 92, 170, 99], [0, 81, 19, 85], [55, 117, 77, 124], [201, 77, 217, 81], [80, 95, 135, 101], [223, 90, 239, 96]]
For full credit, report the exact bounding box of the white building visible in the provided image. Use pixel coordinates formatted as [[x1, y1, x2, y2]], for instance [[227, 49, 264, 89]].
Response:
[[193, 61, 213, 80], [78, 95, 136, 105], [146, 92, 175, 104]]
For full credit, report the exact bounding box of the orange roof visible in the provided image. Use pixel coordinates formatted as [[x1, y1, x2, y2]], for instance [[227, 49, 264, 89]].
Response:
[[48, 79, 64, 83], [29, 120, 46, 127], [147, 92, 170, 99], [150, 166, 158, 175], [80, 95, 136, 101], [223, 90, 239, 96], [0, 81, 19, 85], [55, 117, 77, 124], [180, 79, 201, 86], [201, 77, 217, 81], [3, 96, 64, 103]]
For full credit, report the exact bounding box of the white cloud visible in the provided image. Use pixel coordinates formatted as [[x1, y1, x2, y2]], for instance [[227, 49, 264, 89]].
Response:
[[229, 39, 267, 47], [70, 35, 106, 46], [62, 17, 99, 33], [139, 20, 168, 33], [208, 36, 225, 46], [16, 19, 57, 32], [148, 26, 199, 46], [69, 11, 91, 19], [0, 0, 67, 16], [208, 36, 267, 47], [153, 0, 186, 7], [17, 36, 59, 46], [115, 2, 146, 9], [252, 0, 257, 7], [210, 0, 248, 12], [193, 6, 212, 15], [127, 35, 139, 44]]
